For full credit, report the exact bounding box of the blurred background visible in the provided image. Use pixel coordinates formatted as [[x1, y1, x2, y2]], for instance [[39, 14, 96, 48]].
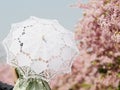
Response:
[[1, 0, 120, 90]]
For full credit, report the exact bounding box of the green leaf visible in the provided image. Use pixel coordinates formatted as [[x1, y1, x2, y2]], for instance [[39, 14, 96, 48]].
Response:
[[117, 73, 120, 78], [80, 83, 91, 89]]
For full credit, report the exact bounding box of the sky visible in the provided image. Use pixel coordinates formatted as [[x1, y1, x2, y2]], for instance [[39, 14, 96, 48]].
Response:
[[0, 0, 88, 41]]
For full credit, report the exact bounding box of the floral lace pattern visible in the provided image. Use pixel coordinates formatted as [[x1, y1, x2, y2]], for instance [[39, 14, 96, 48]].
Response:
[[3, 16, 79, 82]]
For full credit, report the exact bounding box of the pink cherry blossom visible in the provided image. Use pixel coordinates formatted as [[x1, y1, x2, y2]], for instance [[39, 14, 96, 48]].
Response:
[[50, 0, 120, 90], [0, 64, 15, 85]]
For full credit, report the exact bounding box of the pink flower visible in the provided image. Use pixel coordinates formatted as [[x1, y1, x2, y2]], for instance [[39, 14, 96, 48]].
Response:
[[50, 0, 120, 90], [0, 64, 14, 85]]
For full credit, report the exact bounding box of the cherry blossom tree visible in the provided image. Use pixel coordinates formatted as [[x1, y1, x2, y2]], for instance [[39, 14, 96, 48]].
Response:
[[50, 0, 120, 90]]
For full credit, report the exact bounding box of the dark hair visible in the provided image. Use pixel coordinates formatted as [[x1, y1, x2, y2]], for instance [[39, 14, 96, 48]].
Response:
[[0, 81, 13, 90]]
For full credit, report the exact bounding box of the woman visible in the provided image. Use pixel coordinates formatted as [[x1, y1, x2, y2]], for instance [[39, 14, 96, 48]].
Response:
[[0, 64, 51, 90], [13, 67, 51, 90]]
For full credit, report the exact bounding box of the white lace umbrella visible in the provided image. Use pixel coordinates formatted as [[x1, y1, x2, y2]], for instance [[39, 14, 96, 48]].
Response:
[[3, 16, 79, 82]]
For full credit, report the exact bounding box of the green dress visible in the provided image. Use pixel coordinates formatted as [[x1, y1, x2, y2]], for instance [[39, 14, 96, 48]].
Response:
[[13, 68, 51, 90]]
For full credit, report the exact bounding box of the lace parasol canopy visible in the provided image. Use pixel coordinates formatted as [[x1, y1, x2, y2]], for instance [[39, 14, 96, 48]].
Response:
[[3, 16, 79, 82]]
